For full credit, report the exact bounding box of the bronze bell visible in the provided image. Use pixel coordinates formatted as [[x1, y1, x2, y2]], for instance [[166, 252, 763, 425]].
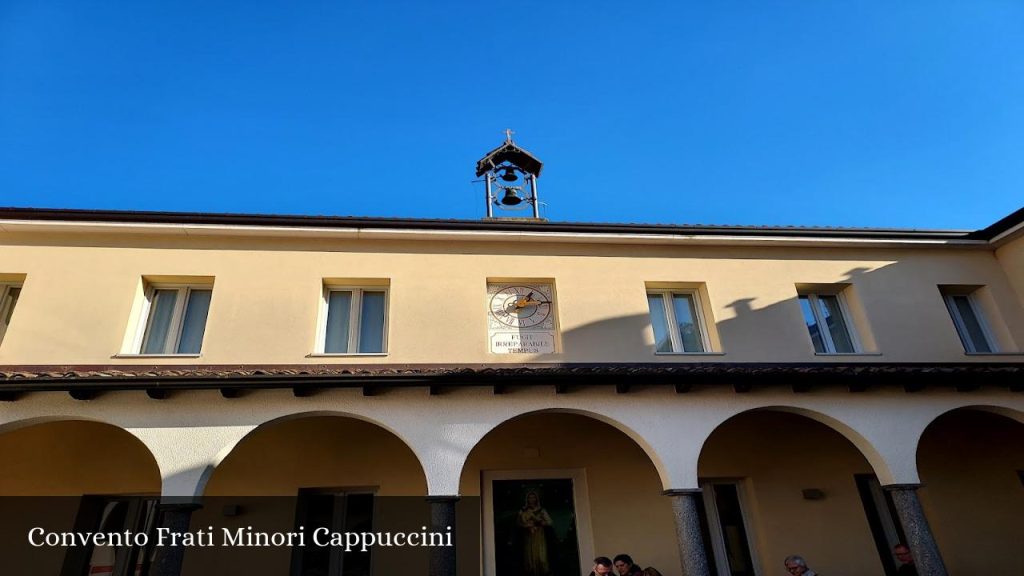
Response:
[[500, 167, 519, 182], [500, 189, 523, 206]]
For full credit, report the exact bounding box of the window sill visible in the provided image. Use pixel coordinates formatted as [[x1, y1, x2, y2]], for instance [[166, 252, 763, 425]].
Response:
[[307, 353, 389, 358], [813, 352, 882, 357], [964, 352, 1024, 356], [112, 353, 202, 359], [654, 351, 726, 356]]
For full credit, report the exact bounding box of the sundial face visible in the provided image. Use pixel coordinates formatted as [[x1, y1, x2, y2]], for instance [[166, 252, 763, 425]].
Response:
[[486, 282, 558, 354], [488, 285, 553, 328]]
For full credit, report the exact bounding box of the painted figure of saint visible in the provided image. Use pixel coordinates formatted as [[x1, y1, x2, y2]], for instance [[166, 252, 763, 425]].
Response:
[[518, 491, 553, 576]]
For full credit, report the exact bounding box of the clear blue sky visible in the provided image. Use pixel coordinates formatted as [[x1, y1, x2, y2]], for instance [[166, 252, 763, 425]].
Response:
[[2, 2, 1022, 229]]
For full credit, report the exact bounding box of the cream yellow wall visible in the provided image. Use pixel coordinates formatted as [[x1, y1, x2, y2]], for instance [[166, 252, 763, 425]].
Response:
[[996, 233, 1024, 309], [1, 230, 1023, 365], [0, 421, 161, 576], [460, 413, 679, 575], [203, 416, 427, 496], [699, 411, 883, 576], [918, 409, 1024, 576], [0, 420, 161, 495]]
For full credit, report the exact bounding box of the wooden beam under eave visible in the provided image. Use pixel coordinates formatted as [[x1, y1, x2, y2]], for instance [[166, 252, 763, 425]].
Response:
[[220, 388, 241, 399], [0, 391, 22, 402], [955, 383, 980, 392], [791, 383, 812, 393], [674, 383, 692, 393], [492, 384, 506, 395], [145, 388, 168, 400], [293, 386, 316, 398], [428, 385, 442, 396], [615, 383, 631, 394], [69, 389, 97, 400], [733, 382, 752, 393], [361, 386, 377, 397], [554, 383, 569, 394]]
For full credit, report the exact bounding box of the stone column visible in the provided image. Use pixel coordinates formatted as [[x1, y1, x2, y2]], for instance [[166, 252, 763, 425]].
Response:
[[427, 496, 458, 576], [664, 489, 711, 576], [149, 501, 202, 576], [884, 484, 948, 576]]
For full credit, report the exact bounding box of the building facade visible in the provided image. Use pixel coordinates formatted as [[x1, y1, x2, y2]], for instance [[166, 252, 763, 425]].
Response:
[[1, 205, 1023, 576]]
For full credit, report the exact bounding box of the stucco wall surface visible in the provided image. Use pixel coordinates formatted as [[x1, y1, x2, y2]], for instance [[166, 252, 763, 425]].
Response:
[[2, 398, 1022, 575], [918, 410, 1024, 576], [996, 233, 1024, 309], [1, 387, 1021, 494], [700, 412, 883, 576], [1, 232, 1023, 364]]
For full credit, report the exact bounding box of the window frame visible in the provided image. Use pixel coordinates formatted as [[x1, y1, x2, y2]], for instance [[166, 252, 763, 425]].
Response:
[[942, 291, 997, 353], [799, 291, 861, 355], [647, 289, 712, 354], [0, 283, 23, 346], [699, 479, 761, 576], [316, 286, 390, 355], [292, 487, 379, 576], [67, 495, 161, 576], [133, 284, 212, 356], [854, 474, 907, 576]]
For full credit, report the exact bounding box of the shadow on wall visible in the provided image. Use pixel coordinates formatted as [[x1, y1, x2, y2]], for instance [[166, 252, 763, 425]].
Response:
[[552, 263, 927, 364]]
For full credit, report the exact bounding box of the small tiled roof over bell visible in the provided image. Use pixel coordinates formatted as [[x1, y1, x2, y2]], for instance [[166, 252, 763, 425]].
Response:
[[475, 140, 543, 177]]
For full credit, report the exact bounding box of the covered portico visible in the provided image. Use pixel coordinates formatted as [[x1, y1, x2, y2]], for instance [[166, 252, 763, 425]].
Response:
[[459, 410, 678, 576], [917, 406, 1024, 575], [0, 364, 1022, 576]]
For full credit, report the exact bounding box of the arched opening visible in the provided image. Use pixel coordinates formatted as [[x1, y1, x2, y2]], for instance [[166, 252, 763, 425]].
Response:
[[917, 406, 1024, 575], [698, 409, 895, 576], [203, 413, 426, 496], [188, 413, 428, 576], [0, 418, 161, 495], [460, 410, 676, 576], [0, 418, 162, 576]]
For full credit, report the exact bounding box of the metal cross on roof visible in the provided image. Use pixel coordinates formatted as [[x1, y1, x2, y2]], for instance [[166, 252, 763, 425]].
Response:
[[504, 128, 515, 142]]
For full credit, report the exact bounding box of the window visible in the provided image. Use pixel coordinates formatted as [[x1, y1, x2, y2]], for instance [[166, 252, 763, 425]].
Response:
[[942, 290, 995, 353], [66, 496, 160, 576], [647, 290, 708, 353], [0, 284, 22, 346], [697, 481, 757, 576], [798, 292, 857, 354], [293, 490, 375, 576], [320, 287, 388, 354], [138, 286, 212, 354]]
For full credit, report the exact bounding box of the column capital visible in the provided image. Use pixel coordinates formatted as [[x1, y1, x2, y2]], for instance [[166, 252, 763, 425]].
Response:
[[157, 502, 203, 513], [662, 488, 703, 497], [425, 495, 461, 503], [881, 483, 925, 491]]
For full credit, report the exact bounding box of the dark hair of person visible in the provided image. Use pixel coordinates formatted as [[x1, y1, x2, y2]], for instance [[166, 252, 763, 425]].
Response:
[[594, 557, 613, 568], [613, 554, 634, 565]]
